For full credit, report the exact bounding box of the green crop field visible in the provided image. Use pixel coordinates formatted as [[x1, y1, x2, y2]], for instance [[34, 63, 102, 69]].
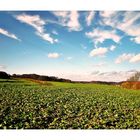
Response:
[[0, 78, 140, 129]]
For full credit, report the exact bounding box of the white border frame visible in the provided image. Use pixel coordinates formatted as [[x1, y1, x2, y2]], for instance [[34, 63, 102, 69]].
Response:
[[0, 0, 140, 10], [0, 0, 140, 140]]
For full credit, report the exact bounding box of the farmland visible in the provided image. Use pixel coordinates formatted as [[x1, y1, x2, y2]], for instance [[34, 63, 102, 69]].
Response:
[[0, 78, 140, 129]]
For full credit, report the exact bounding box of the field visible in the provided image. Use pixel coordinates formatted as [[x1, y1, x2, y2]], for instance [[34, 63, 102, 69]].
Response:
[[0, 78, 140, 129]]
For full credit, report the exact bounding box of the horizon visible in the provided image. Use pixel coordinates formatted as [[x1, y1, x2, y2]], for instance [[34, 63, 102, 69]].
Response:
[[0, 70, 139, 83], [0, 11, 140, 82]]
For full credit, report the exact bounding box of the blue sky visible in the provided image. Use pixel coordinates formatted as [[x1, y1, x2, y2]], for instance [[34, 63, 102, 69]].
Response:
[[0, 11, 140, 81]]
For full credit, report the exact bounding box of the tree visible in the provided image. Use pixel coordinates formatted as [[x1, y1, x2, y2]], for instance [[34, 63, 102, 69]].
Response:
[[127, 72, 140, 81], [0, 71, 10, 79]]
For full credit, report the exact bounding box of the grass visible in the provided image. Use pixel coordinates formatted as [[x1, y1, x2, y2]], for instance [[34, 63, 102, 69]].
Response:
[[0, 78, 140, 129]]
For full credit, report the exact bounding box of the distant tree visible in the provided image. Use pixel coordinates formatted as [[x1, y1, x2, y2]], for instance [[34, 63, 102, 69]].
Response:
[[127, 72, 140, 81], [12, 73, 71, 82], [0, 71, 10, 79]]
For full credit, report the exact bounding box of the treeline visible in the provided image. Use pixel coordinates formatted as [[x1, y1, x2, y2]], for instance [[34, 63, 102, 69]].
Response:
[[12, 74, 72, 82], [91, 81, 121, 85], [2, 71, 139, 84], [0, 71, 71, 82], [0, 71, 11, 79], [73, 81, 120, 85]]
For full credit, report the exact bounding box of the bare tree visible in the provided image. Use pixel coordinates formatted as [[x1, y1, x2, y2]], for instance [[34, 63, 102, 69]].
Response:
[[127, 72, 140, 81]]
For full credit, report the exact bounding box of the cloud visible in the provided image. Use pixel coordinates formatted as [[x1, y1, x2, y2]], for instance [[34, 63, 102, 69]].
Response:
[[100, 11, 121, 27], [89, 47, 108, 57], [52, 11, 81, 31], [93, 62, 106, 67], [91, 71, 100, 75], [92, 70, 138, 82], [100, 11, 140, 43], [118, 12, 140, 36], [59, 70, 138, 82], [0, 28, 20, 41], [53, 11, 69, 18], [0, 65, 6, 70], [16, 13, 45, 32], [15, 13, 58, 44], [100, 11, 116, 18], [110, 45, 116, 51], [115, 53, 140, 64], [48, 53, 60, 58], [89, 45, 116, 58], [67, 11, 81, 31], [86, 11, 95, 26], [115, 53, 134, 64], [93, 70, 137, 82], [85, 28, 121, 45], [129, 54, 140, 63], [37, 32, 57, 44], [131, 36, 140, 44]]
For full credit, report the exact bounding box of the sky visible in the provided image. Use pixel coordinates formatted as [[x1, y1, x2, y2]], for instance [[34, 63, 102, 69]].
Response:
[[0, 11, 140, 82]]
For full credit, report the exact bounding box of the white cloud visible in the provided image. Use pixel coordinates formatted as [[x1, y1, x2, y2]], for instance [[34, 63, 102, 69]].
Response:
[[95, 70, 137, 82], [37, 32, 56, 44], [100, 11, 116, 18], [54, 39, 59, 43], [131, 36, 140, 44], [110, 45, 116, 51], [85, 28, 121, 45], [16, 13, 45, 33], [86, 11, 95, 26], [53, 11, 69, 18], [99, 11, 120, 27], [52, 11, 81, 31], [15, 13, 58, 44], [48, 53, 60, 58], [59, 70, 138, 82], [0, 28, 20, 41], [118, 12, 140, 36], [100, 11, 140, 43], [129, 54, 140, 63], [89, 47, 108, 57], [0, 65, 6, 70], [115, 53, 140, 64], [67, 11, 81, 31], [115, 53, 134, 64]]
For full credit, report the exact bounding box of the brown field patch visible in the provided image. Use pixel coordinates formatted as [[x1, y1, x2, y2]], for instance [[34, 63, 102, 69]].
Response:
[[121, 81, 140, 90], [23, 78, 53, 86]]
